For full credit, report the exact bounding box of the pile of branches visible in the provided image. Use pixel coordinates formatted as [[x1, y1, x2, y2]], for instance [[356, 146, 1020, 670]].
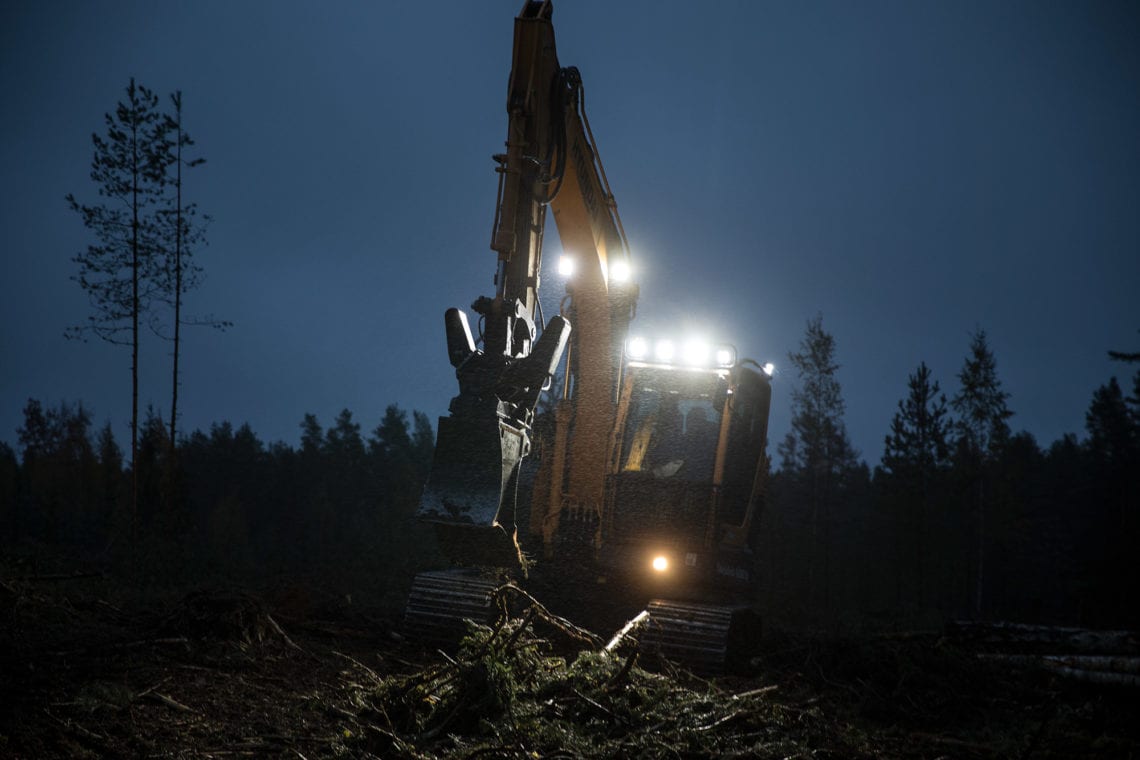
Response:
[[335, 589, 845, 760]]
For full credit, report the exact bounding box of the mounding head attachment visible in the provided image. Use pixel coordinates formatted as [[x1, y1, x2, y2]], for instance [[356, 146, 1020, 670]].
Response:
[[418, 311, 571, 570]]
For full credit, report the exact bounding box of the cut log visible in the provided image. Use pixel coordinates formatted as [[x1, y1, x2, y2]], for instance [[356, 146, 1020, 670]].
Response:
[[946, 620, 1140, 655], [980, 653, 1140, 689]]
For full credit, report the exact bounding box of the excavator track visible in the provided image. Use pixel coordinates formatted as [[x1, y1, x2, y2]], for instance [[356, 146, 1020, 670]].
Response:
[[402, 570, 501, 645], [641, 599, 753, 674]]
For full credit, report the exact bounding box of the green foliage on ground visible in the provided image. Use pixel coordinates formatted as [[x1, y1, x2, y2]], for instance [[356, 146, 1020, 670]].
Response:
[[348, 618, 857, 760]]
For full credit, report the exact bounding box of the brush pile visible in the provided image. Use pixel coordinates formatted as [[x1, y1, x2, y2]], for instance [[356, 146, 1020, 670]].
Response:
[[340, 609, 850, 759]]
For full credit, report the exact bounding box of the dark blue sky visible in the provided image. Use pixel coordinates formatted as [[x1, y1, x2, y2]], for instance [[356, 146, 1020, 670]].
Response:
[[2, 1, 1138, 464]]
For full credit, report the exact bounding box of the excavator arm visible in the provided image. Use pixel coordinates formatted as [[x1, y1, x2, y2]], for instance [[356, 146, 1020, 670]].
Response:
[[417, 0, 635, 569]]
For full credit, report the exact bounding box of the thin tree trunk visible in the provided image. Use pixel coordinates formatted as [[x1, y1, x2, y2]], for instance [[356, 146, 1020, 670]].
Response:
[[130, 112, 140, 549], [974, 478, 985, 616], [169, 95, 183, 450], [919, 472, 927, 609]]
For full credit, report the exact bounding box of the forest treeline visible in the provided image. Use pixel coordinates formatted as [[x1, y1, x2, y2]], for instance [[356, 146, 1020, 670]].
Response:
[[0, 403, 441, 604], [1, 349, 1137, 628], [761, 322, 1140, 631]]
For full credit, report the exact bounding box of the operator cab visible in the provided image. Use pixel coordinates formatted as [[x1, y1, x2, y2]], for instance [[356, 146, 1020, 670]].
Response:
[[600, 341, 772, 596]]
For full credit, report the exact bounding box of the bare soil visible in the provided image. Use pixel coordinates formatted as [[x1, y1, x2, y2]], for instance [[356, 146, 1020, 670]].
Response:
[[2, 573, 1137, 759]]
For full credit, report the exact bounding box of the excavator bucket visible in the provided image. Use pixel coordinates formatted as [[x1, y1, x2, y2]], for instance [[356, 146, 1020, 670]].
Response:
[[416, 309, 570, 570], [417, 412, 528, 568]]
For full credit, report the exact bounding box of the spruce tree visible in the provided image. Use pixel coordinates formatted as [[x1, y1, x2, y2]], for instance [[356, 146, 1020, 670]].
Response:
[[882, 361, 951, 608], [1084, 376, 1140, 625], [952, 329, 1012, 462], [778, 314, 858, 613], [951, 328, 1013, 615], [883, 362, 951, 479]]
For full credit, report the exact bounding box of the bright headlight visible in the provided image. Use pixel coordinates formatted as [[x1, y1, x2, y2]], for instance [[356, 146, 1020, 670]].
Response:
[[626, 336, 648, 360], [654, 339, 675, 363], [714, 345, 736, 367], [610, 259, 631, 283], [682, 340, 709, 366]]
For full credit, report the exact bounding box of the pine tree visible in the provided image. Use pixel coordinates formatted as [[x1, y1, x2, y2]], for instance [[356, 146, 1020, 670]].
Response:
[[1085, 376, 1140, 624], [0, 442, 17, 545], [411, 411, 436, 481], [1086, 377, 1134, 466], [883, 362, 951, 478], [1123, 370, 1140, 431], [952, 330, 1012, 463], [951, 328, 1013, 616], [155, 90, 213, 448], [300, 414, 324, 459], [67, 79, 167, 541], [778, 314, 859, 614], [882, 361, 951, 608], [95, 421, 124, 548], [16, 400, 97, 545]]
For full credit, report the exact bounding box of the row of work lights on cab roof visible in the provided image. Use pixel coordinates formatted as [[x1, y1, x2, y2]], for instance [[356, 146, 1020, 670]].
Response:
[[556, 252, 775, 376], [625, 336, 775, 378]]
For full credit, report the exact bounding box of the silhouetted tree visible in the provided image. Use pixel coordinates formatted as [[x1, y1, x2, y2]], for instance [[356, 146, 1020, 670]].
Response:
[[951, 329, 1013, 616], [411, 410, 436, 481], [95, 421, 124, 551], [0, 442, 18, 544], [67, 79, 167, 538], [16, 399, 98, 546], [778, 314, 860, 614], [135, 408, 177, 541], [371, 405, 417, 520], [881, 361, 951, 608], [987, 431, 1044, 619], [153, 91, 226, 448], [1086, 378, 1134, 464], [1084, 376, 1140, 625], [327, 409, 369, 538], [1126, 370, 1140, 431]]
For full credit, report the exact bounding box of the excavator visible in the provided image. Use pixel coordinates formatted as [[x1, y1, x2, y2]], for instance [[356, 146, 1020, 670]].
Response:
[[405, 0, 773, 672]]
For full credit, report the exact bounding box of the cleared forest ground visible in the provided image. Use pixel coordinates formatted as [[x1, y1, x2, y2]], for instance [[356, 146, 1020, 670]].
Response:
[[2, 571, 1137, 759]]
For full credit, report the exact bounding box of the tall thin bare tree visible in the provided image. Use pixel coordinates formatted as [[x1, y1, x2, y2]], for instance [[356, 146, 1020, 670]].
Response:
[[68, 78, 166, 539]]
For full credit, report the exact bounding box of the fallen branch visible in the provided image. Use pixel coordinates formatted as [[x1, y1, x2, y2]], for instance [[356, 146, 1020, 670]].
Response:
[[144, 691, 197, 713], [697, 708, 746, 732], [494, 583, 603, 648], [604, 610, 649, 653], [333, 650, 385, 685], [134, 677, 171, 700], [731, 684, 778, 700], [50, 636, 190, 657], [6, 571, 106, 582], [572, 688, 624, 724], [912, 731, 998, 754], [42, 708, 108, 745], [604, 650, 639, 691], [266, 613, 317, 660]]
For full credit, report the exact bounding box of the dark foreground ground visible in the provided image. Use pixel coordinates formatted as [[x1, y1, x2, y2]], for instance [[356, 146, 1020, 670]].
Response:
[[2, 571, 1137, 759]]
